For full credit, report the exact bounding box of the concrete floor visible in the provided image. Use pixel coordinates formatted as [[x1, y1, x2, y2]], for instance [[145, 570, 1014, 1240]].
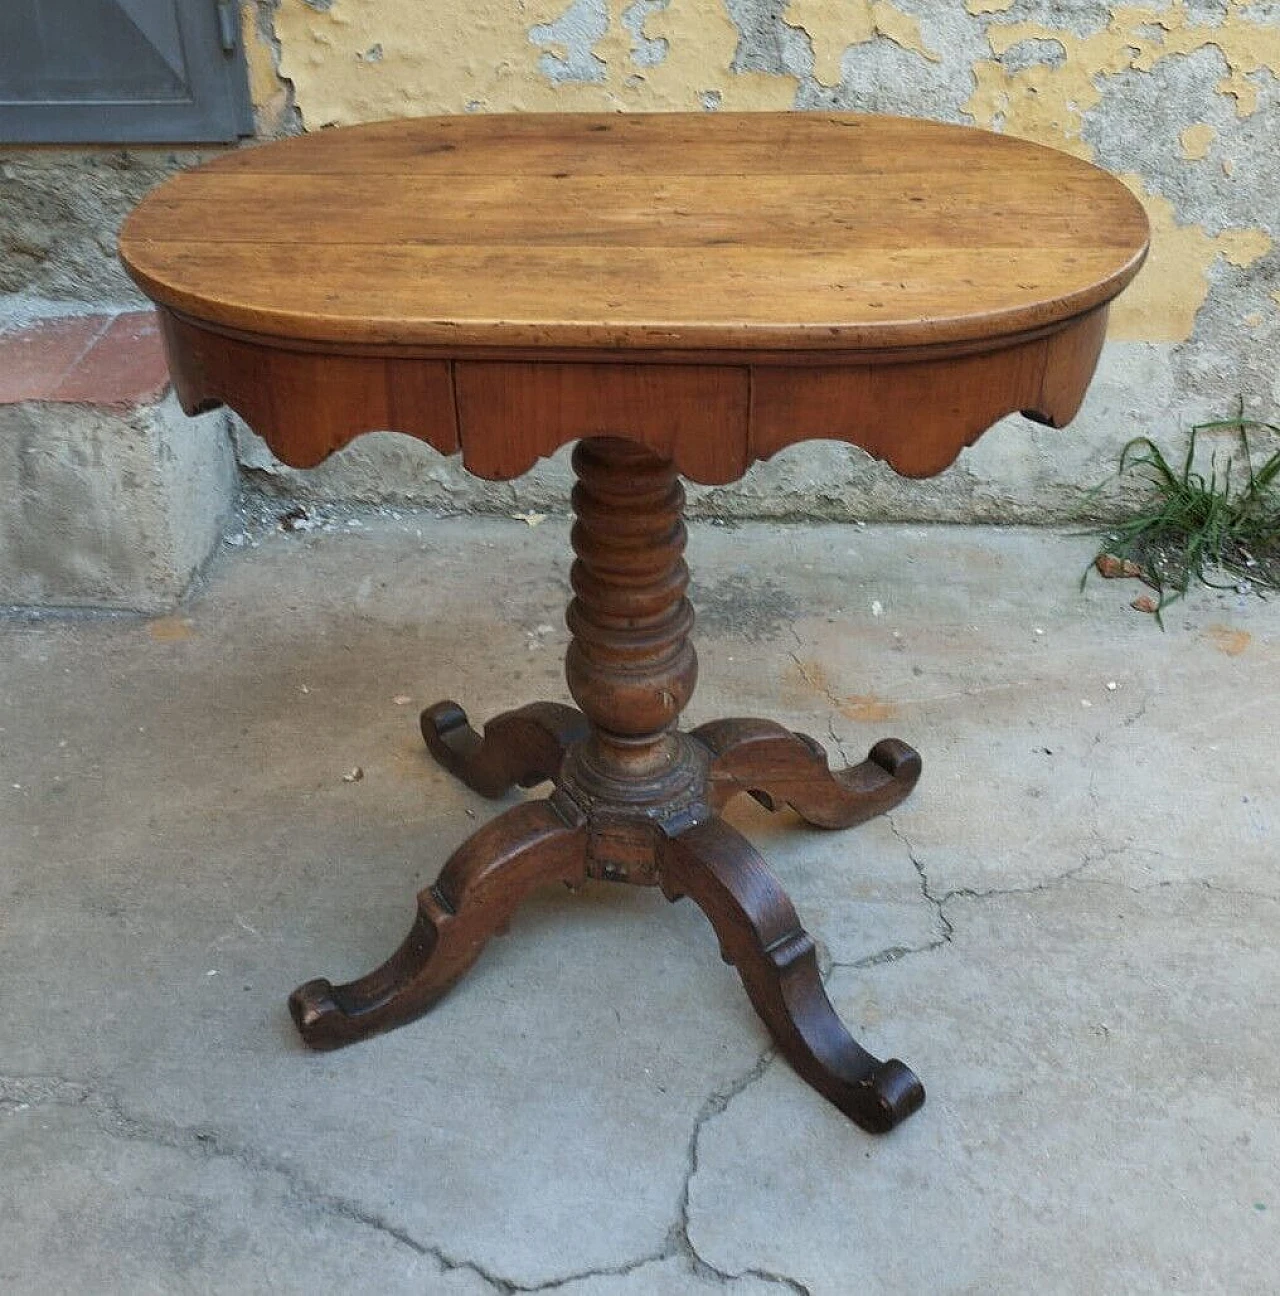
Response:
[[2, 516, 1277, 1294]]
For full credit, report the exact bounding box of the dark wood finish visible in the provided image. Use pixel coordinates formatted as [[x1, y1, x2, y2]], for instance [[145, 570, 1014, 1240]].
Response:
[[119, 112, 1150, 1132], [658, 817, 924, 1132], [289, 798, 588, 1049], [748, 305, 1111, 479], [289, 436, 926, 1131], [695, 718, 921, 829], [158, 306, 1110, 483], [157, 311, 457, 471], [563, 439, 696, 785], [124, 113, 1148, 482], [421, 700, 588, 798], [454, 363, 749, 484]]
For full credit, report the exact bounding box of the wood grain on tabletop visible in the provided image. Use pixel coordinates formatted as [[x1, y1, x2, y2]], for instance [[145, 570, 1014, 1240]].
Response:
[[119, 112, 1149, 355]]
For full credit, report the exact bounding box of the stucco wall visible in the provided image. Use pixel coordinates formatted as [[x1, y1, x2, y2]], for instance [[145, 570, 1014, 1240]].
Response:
[[5, 2, 1278, 521], [229, 0, 1279, 519]]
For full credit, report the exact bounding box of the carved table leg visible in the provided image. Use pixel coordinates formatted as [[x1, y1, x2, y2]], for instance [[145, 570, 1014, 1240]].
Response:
[[290, 799, 587, 1049], [290, 435, 926, 1133], [659, 816, 924, 1132], [422, 700, 590, 797], [694, 718, 921, 829]]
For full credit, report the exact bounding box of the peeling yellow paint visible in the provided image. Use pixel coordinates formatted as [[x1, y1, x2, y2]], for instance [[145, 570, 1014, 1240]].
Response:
[[870, 3, 940, 67], [965, 4, 1280, 154], [637, 2, 797, 109], [1128, 1, 1280, 117], [274, 0, 796, 124], [1217, 226, 1272, 268], [1108, 175, 1272, 342], [240, 5, 279, 105], [240, 1, 291, 129], [786, 0, 939, 87], [964, 7, 1280, 342], [966, 20, 1135, 157], [1179, 123, 1215, 160], [267, 0, 1273, 349]]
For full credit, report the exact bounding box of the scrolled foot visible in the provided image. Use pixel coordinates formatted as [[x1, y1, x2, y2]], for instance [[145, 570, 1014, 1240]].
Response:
[[290, 799, 587, 1050], [694, 718, 921, 830], [422, 700, 589, 797], [659, 817, 924, 1132]]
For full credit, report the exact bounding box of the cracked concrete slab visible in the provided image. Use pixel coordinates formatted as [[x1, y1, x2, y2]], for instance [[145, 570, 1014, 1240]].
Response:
[[547, 1257, 794, 1293], [1, 518, 1277, 1291], [688, 884, 1280, 1295], [0, 1088, 495, 1295]]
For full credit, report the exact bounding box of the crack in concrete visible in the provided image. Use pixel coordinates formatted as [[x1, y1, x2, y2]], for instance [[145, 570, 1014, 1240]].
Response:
[[1119, 689, 1152, 729], [2, 1069, 813, 1293], [1083, 876, 1280, 904], [836, 866, 1280, 979], [856, 683, 1159, 965], [514, 1251, 674, 1293], [787, 647, 844, 714], [935, 841, 1129, 906], [0, 1072, 508, 1292], [825, 713, 852, 768], [668, 1048, 811, 1294], [885, 811, 954, 949], [781, 625, 859, 778], [1195, 879, 1280, 904]]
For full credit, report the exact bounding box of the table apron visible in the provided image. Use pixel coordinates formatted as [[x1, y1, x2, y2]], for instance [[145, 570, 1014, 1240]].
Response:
[[158, 304, 1109, 483]]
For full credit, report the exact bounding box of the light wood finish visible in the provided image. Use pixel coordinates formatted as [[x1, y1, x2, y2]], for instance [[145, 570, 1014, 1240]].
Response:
[[125, 113, 1147, 483], [122, 112, 1146, 355]]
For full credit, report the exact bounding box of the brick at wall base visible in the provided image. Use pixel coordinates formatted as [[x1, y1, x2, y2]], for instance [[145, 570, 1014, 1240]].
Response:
[[0, 393, 237, 613]]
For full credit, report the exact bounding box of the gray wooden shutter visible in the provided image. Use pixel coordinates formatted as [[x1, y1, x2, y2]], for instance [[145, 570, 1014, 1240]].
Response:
[[0, 0, 253, 143]]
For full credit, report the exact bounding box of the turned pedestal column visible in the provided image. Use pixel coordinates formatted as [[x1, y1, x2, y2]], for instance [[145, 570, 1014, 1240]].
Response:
[[289, 436, 927, 1131]]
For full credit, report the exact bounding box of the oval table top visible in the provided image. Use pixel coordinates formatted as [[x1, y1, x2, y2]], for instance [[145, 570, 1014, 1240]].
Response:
[[120, 112, 1147, 357], [119, 112, 1149, 484]]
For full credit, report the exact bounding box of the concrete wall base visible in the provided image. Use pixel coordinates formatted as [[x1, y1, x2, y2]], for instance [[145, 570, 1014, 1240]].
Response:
[[0, 394, 237, 613]]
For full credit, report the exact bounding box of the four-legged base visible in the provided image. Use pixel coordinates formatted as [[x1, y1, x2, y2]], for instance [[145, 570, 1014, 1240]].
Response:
[[290, 702, 925, 1134]]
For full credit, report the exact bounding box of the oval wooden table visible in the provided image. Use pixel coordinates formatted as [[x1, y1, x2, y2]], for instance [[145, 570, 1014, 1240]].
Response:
[[121, 112, 1148, 1134]]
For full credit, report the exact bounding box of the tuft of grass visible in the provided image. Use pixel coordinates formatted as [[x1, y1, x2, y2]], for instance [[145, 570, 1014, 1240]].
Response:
[[1084, 411, 1280, 626]]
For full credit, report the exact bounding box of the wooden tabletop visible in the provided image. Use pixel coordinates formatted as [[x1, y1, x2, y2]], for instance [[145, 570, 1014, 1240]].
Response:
[[120, 112, 1147, 357], [119, 112, 1149, 483]]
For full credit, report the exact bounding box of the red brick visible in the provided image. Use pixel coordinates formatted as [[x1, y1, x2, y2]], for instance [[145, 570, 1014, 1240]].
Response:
[[0, 310, 169, 408], [0, 315, 110, 405], [51, 311, 169, 407]]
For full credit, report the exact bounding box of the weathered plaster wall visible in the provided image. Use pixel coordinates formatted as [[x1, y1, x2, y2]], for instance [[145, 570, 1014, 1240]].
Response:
[[4, 2, 1277, 522], [224, 0, 1278, 519], [0, 150, 198, 313]]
